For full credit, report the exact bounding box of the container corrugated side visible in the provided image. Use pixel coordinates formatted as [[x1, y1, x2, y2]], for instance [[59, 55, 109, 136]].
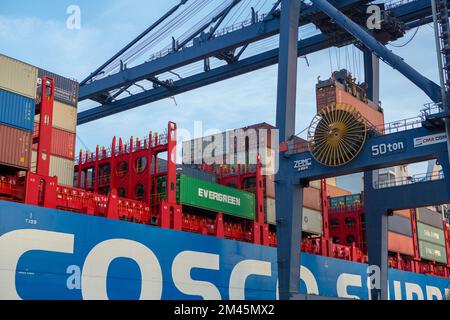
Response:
[[0, 54, 38, 99], [388, 232, 414, 256], [265, 197, 276, 225], [416, 208, 444, 229], [0, 89, 35, 131], [417, 222, 446, 246], [37, 68, 79, 107], [31, 151, 75, 186], [394, 209, 411, 219], [326, 184, 352, 198], [388, 215, 413, 237], [180, 174, 255, 220], [32, 126, 76, 160], [418, 240, 447, 264], [265, 198, 323, 235], [0, 124, 32, 170], [302, 208, 323, 235], [317, 85, 384, 129], [35, 100, 77, 133], [176, 165, 217, 183], [304, 187, 322, 211], [265, 175, 275, 198]]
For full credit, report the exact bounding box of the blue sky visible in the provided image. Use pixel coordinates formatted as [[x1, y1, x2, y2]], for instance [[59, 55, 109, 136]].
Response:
[[0, 1, 439, 192]]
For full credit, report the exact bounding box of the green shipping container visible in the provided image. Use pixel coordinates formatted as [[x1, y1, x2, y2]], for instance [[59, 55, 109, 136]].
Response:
[[180, 174, 255, 220], [418, 240, 447, 264], [417, 222, 446, 246], [345, 194, 361, 206], [330, 196, 346, 208]]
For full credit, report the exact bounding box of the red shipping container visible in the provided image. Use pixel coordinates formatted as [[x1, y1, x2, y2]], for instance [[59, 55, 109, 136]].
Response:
[[317, 85, 385, 129], [304, 187, 322, 211], [388, 232, 415, 256], [394, 209, 412, 219], [0, 124, 32, 170], [326, 184, 352, 197], [33, 126, 76, 160]]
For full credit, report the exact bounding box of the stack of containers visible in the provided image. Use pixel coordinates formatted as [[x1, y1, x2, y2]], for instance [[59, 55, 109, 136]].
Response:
[[265, 187, 323, 235], [329, 194, 363, 209], [31, 68, 79, 186], [388, 209, 415, 257], [0, 54, 37, 171], [415, 207, 447, 264]]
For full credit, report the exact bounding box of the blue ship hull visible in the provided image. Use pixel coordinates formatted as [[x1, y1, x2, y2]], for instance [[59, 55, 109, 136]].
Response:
[[0, 201, 449, 300]]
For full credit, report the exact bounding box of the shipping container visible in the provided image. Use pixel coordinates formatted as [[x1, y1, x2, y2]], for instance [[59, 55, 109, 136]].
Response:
[[265, 175, 275, 198], [310, 180, 321, 189], [265, 197, 276, 224], [265, 197, 322, 234], [49, 155, 75, 187], [345, 194, 362, 206], [0, 54, 38, 100], [418, 240, 447, 264], [326, 184, 352, 198], [417, 222, 446, 246], [0, 89, 35, 131], [37, 68, 79, 107], [388, 215, 413, 237], [316, 84, 384, 128], [302, 208, 323, 235], [0, 124, 32, 170], [393, 209, 412, 219], [32, 126, 76, 160], [312, 179, 337, 189], [304, 187, 322, 211], [416, 207, 444, 229], [180, 175, 255, 220], [31, 151, 75, 186], [329, 194, 362, 208], [388, 232, 415, 256], [326, 177, 337, 187], [35, 100, 77, 133], [176, 165, 217, 183], [330, 196, 346, 208]]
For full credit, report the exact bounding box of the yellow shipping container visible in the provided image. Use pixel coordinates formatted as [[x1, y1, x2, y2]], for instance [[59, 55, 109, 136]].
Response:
[[35, 100, 77, 133], [31, 151, 74, 186], [0, 54, 38, 99]]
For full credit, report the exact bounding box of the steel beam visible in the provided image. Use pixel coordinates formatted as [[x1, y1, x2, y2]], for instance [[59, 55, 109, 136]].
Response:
[[363, 172, 389, 300], [78, 0, 441, 123], [275, 0, 302, 301], [363, 48, 380, 103], [310, 0, 442, 103], [78, 0, 370, 101], [388, 0, 444, 23], [80, 0, 188, 86], [77, 33, 332, 124], [363, 157, 450, 300], [291, 127, 447, 182]]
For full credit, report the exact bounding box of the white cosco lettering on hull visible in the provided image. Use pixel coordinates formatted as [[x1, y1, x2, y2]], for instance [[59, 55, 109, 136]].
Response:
[[0, 229, 448, 300]]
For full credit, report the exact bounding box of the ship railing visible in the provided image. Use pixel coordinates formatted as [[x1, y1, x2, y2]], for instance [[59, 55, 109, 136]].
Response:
[[375, 116, 423, 135], [93, 12, 269, 82], [329, 203, 364, 214], [374, 170, 445, 189], [146, 14, 267, 63], [75, 132, 169, 165], [384, 0, 417, 10], [421, 102, 444, 120]]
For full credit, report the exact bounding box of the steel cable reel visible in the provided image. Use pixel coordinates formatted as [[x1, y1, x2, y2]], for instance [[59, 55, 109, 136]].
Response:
[[308, 103, 367, 167]]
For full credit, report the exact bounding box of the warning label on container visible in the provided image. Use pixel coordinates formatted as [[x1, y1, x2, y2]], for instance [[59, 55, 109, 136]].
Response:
[[413, 133, 447, 148]]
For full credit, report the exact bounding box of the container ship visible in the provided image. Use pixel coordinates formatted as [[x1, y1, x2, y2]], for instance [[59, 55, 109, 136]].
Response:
[[1, 54, 450, 300]]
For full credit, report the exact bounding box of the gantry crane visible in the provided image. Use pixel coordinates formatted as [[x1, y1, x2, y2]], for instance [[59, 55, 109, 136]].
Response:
[[77, 0, 450, 300]]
